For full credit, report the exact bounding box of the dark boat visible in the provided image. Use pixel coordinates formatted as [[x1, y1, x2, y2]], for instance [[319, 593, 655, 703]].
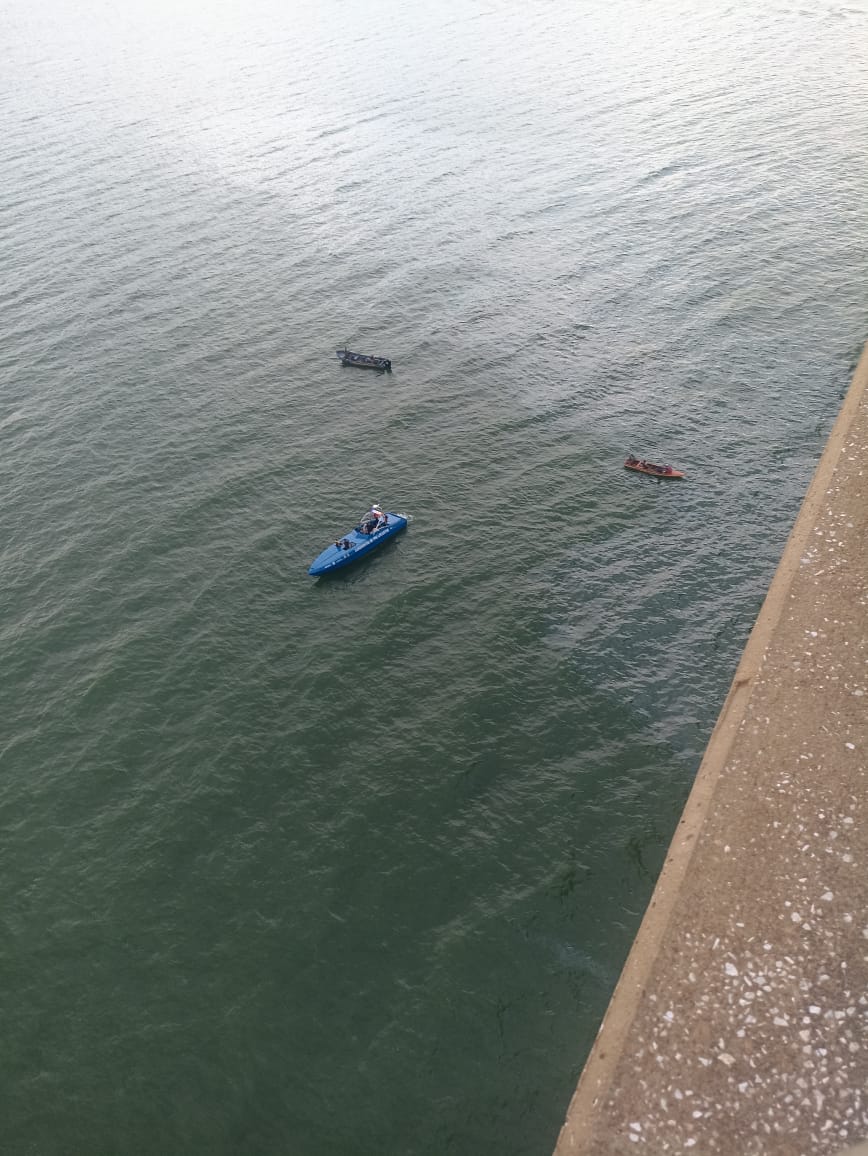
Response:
[[624, 455, 685, 479], [336, 346, 392, 372]]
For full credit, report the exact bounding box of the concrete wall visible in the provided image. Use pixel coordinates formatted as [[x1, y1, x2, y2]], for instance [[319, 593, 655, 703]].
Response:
[[554, 343, 868, 1156]]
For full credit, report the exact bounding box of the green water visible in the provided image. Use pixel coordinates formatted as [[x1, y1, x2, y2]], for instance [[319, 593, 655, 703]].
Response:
[[1, 0, 867, 1151]]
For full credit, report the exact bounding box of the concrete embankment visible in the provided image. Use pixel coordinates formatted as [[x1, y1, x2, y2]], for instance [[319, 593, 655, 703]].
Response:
[[554, 343, 868, 1156]]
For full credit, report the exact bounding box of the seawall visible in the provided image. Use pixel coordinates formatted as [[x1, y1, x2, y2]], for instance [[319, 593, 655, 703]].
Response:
[[553, 342, 868, 1155]]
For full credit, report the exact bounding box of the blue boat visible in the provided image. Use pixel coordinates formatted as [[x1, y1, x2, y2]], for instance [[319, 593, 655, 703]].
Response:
[[308, 506, 408, 576]]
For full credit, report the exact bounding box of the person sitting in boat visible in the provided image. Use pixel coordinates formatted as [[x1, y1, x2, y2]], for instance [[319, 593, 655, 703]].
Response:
[[626, 454, 639, 465], [362, 506, 387, 533]]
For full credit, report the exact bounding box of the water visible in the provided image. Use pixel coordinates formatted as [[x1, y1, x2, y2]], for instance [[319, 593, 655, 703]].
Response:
[[1, 0, 867, 1152]]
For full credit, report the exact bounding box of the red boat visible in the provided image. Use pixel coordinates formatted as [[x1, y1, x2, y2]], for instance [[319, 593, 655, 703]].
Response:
[[624, 455, 684, 479]]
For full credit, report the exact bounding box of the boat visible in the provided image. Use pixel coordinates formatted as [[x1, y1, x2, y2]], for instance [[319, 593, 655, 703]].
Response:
[[624, 455, 684, 479], [308, 506, 408, 576], [336, 346, 392, 372]]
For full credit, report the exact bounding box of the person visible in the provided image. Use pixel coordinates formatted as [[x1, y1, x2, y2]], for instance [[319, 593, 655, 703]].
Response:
[[362, 506, 383, 533]]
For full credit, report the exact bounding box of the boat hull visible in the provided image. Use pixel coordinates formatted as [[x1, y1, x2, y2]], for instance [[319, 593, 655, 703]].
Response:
[[625, 461, 684, 479], [308, 513, 408, 576], [336, 349, 392, 372]]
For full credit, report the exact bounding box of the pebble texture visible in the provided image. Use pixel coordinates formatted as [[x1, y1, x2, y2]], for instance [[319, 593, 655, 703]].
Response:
[[554, 343, 868, 1156]]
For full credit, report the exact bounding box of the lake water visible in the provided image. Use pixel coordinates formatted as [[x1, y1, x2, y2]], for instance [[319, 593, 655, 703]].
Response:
[[1, 0, 867, 1152]]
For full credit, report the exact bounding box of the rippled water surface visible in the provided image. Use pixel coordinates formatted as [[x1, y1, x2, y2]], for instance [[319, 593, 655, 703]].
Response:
[[2, 0, 867, 1152]]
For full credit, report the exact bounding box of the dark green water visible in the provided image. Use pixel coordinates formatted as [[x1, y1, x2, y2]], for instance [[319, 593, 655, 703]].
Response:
[[2, 0, 867, 1152]]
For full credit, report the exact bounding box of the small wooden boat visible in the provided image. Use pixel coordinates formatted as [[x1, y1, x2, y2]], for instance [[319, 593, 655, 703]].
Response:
[[336, 346, 392, 372], [624, 455, 684, 479], [308, 507, 408, 576]]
